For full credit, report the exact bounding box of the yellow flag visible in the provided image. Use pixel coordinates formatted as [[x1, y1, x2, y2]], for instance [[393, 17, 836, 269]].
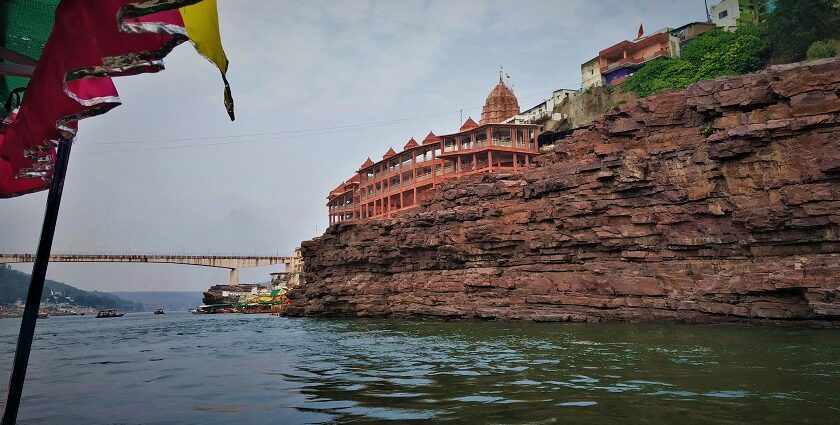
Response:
[[180, 0, 234, 120]]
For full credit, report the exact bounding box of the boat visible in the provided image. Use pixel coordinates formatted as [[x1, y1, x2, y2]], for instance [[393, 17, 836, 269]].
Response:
[[37, 311, 49, 319], [95, 309, 124, 318], [153, 308, 165, 315], [190, 304, 236, 314]]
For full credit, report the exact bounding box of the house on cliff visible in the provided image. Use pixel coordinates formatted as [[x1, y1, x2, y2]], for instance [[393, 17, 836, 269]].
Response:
[[326, 79, 541, 225], [599, 28, 681, 86]]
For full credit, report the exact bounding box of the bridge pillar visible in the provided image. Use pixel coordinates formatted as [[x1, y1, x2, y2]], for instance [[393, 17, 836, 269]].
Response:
[[229, 268, 240, 285]]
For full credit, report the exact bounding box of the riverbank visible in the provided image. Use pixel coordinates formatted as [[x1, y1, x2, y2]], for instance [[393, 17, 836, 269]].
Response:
[[285, 58, 840, 323]]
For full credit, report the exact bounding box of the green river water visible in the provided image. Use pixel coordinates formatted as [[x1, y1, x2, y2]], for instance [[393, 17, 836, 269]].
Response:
[[0, 313, 837, 424]]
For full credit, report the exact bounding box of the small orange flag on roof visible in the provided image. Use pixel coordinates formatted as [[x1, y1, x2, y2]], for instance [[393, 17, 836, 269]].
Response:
[[638, 22, 644, 39]]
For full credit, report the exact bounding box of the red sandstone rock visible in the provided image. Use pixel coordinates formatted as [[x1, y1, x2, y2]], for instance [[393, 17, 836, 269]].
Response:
[[285, 59, 840, 324]]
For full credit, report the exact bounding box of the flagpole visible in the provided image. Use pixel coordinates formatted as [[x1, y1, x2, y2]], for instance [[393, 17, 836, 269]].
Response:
[[2, 138, 73, 425]]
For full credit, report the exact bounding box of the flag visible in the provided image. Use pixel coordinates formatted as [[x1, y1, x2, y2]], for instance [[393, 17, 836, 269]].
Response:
[[637, 22, 645, 39], [0, 0, 233, 198]]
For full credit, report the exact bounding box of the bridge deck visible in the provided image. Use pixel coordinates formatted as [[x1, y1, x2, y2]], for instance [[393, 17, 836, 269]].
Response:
[[0, 254, 294, 269]]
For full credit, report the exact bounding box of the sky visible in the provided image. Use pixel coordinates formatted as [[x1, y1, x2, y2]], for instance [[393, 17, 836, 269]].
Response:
[[0, 0, 708, 292]]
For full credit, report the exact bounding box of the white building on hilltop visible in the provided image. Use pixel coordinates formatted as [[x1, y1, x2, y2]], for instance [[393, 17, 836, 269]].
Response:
[[503, 89, 579, 125], [710, 0, 740, 31]]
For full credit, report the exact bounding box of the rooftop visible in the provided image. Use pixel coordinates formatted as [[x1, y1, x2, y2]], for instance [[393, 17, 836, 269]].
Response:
[[479, 79, 520, 125]]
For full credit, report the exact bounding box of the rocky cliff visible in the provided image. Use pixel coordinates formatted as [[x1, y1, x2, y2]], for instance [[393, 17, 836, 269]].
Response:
[[285, 59, 840, 323]]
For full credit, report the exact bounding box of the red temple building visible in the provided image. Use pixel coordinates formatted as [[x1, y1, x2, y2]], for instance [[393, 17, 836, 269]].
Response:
[[327, 79, 541, 225]]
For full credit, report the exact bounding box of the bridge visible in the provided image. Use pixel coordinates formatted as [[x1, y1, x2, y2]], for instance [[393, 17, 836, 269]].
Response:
[[0, 253, 302, 285]]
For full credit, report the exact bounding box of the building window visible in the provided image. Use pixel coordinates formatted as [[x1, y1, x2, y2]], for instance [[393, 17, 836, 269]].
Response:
[[495, 152, 514, 168], [492, 127, 511, 147], [461, 155, 474, 172], [475, 130, 487, 147], [516, 129, 525, 148], [719, 10, 728, 18], [443, 138, 457, 152], [415, 148, 430, 163], [460, 135, 472, 150]]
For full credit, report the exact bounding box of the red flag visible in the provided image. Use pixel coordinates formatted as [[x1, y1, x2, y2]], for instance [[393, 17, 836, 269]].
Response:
[[0, 0, 233, 198], [638, 23, 644, 39]]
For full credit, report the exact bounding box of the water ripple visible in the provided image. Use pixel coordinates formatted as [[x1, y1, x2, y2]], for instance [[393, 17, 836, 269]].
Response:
[[0, 314, 836, 424]]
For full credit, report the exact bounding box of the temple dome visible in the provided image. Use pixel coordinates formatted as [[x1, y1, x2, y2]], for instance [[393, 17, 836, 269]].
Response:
[[459, 117, 478, 132], [422, 131, 440, 145], [403, 137, 418, 150], [480, 79, 520, 125], [359, 157, 373, 169], [383, 147, 397, 159]]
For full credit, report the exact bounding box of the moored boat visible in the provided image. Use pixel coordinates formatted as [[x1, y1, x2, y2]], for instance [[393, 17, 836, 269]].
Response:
[[190, 304, 235, 314], [95, 309, 124, 318], [153, 308, 165, 315]]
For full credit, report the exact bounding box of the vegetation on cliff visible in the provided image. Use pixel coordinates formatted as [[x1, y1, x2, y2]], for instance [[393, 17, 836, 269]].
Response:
[[623, 0, 840, 98], [0, 264, 141, 309], [623, 26, 769, 98]]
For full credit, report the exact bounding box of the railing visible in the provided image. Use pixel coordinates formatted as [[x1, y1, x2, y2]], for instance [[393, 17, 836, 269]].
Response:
[[416, 173, 433, 182], [600, 49, 670, 73]]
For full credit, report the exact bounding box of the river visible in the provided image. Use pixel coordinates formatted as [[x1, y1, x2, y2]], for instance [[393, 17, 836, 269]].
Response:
[[0, 312, 838, 424]]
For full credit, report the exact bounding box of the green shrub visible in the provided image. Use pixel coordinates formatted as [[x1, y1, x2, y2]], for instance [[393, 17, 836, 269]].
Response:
[[806, 39, 838, 59], [622, 26, 769, 98], [621, 58, 698, 98]]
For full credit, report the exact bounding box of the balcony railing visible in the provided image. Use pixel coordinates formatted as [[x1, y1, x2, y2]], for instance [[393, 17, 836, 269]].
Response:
[[600, 49, 669, 74]]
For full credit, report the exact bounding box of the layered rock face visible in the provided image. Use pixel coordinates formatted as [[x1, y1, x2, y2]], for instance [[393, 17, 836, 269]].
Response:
[[286, 59, 840, 323]]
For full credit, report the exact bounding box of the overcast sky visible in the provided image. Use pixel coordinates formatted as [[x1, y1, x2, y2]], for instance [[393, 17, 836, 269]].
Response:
[[0, 0, 706, 291]]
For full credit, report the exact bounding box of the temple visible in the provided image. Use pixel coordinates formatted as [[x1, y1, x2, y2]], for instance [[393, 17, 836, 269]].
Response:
[[327, 78, 541, 225]]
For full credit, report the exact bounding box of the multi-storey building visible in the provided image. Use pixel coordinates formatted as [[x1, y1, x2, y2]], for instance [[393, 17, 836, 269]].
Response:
[[599, 29, 681, 86], [326, 79, 541, 225]]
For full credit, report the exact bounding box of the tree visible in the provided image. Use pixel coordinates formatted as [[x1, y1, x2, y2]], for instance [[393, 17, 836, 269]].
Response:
[[738, 0, 773, 25], [766, 0, 840, 62]]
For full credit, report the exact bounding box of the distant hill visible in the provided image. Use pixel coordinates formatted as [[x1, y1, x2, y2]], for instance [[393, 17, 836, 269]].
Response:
[[0, 264, 143, 310], [110, 291, 204, 312]]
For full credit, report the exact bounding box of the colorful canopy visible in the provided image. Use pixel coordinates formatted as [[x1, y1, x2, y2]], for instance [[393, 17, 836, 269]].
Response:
[[0, 0, 233, 198]]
